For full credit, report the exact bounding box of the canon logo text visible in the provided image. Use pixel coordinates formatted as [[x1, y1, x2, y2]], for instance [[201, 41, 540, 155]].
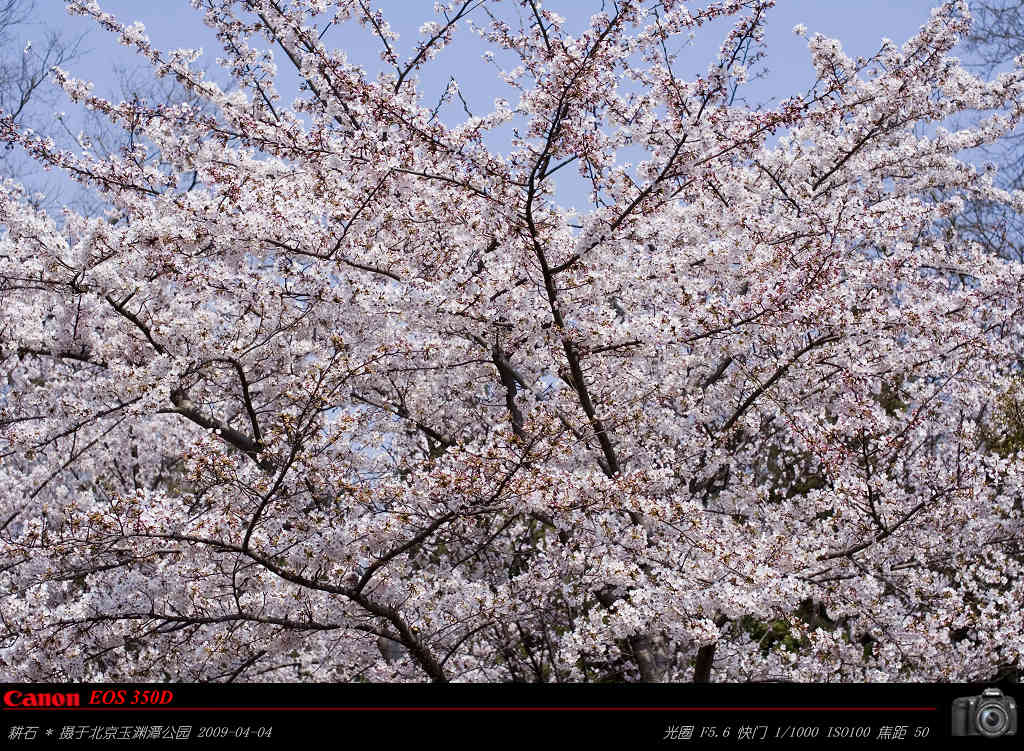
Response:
[[4, 691, 80, 708]]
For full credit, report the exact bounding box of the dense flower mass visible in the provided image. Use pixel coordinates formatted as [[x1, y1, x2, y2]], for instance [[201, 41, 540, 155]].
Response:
[[1, 0, 1023, 682]]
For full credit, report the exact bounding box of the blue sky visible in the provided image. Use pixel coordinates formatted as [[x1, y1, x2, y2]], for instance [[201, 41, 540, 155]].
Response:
[[9, 1, 980, 211], [28, 1, 945, 110]]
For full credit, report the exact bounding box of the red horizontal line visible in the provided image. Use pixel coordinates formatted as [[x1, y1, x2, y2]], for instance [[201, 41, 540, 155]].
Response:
[[4, 706, 939, 712]]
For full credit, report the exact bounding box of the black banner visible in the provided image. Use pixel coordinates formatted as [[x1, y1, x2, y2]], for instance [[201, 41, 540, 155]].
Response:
[[0, 682, 1018, 746]]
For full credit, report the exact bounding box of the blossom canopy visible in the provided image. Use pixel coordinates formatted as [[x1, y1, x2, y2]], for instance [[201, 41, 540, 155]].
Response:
[[0, 0, 1023, 682]]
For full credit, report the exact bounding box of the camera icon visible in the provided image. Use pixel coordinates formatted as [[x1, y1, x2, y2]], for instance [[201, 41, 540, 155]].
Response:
[[951, 688, 1017, 737]]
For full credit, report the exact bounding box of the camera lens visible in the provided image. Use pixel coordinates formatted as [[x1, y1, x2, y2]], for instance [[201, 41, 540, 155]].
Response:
[[976, 704, 1009, 737]]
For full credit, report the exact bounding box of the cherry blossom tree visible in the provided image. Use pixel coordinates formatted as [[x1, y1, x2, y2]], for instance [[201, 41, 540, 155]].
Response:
[[1, 0, 1023, 683]]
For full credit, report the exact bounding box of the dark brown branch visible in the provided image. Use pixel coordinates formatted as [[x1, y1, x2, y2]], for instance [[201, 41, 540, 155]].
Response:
[[693, 643, 716, 682], [15, 346, 107, 368], [29, 415, 129, 499], [261, 237, 402, 281], [393, 0, 481, 94], [165, 389, 274, 472], [701, 356, 734, 390], [812, 117, 889, 192], [204, 357, 264, 446], [104, 294, 165, 355], [351, 391, 454, 448], [255, 2, 362, 131], [491, 343, 527, 438], [527, 0, 552, 54], [586, 339, 642, 355], [719, 333, 841, 435]]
